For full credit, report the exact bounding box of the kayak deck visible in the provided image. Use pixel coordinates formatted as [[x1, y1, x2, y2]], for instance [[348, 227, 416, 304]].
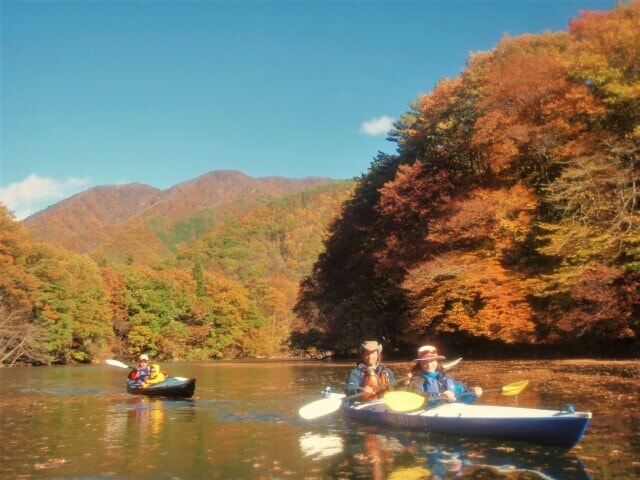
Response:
[[341, 400, 591, 449], [126, 377, 196, 398]]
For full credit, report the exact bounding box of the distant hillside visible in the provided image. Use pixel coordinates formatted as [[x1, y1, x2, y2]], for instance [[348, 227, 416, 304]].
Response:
[[4, 174, 355, 363], [23, 170, 337, 264], [22, 183, 163, 253]]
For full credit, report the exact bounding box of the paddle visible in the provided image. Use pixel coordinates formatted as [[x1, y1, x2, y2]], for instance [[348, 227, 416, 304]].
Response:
[[384, 380, 530, 413], [106, 358, 189, 381], [106, 358, 135, 370], [298, 357, 463, 420], [299, 377, 406, 420]]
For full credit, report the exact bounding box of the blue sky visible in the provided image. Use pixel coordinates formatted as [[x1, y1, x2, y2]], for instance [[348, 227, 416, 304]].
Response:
[[1, 0, 616, 220]]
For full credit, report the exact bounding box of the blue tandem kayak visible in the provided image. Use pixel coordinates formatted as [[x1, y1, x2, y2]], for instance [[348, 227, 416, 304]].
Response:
[[341, 400, 591, 449], [126, 377, 196, 398]]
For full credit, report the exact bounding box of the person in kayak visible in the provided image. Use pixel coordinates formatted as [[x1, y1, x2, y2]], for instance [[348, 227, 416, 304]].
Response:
[[128, 354, 151, 384], [345, 340, 396, 401], [141, 364, 168, 387], [408, 345, 482, 403]]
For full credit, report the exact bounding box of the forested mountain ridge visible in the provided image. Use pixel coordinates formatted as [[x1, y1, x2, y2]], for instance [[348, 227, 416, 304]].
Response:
[[23, 170, 335, 263], [294, 1, 640, 358], [22, 183, 163, 253], [2, 177, 353, 364]]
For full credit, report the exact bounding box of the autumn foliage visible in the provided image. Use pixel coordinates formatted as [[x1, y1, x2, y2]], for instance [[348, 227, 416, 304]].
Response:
[[1, 182, 352, 363], [295, 1, 640, 357]]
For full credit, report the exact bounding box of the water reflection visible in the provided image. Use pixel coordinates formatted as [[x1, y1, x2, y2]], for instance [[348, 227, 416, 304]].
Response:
[[299, 432, 345, 459], [128, 397, 167, 437], [324, 429, 594, 480]]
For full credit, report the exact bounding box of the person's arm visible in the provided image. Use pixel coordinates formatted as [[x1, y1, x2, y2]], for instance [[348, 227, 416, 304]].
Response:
[[445, 376, 482, 402], [407, 375, 424, 393], [434, 376, 459, 401], [457, 385, 482, 402], [452, 381, 467, 396], [344, 369, 362, 396]]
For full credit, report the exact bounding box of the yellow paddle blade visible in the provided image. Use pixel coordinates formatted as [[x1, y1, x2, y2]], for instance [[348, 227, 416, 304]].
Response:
[[383, 391, 426, 412], [499, 380, 529, 396], [388, 466, 432, 480]]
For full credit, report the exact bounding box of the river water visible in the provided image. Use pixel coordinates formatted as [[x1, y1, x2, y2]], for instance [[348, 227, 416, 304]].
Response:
[[0, 359, 637, 479]]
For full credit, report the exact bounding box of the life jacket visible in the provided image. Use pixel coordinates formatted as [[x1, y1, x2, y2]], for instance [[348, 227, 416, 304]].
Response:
[[142, 364, 168, 387], [422, 372, 456, 395], [359, 364, 390, 401], [129, 365, 151, 383]]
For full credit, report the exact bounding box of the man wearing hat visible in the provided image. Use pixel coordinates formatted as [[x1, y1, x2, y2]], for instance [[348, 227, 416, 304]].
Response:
[[129, 353, 152, 384], [345, 340, 396, 401], [408, 345, 482, 402]]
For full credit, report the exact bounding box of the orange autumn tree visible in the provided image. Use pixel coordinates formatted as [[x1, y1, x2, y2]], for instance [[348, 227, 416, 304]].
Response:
[[470, 32, 606, 182], [296, 2, 639, 356], [0, 205, 48, 364], [540, 0, 640, 261], [403, 253, 536, 344], [567, 0, 640, 139], [388, 181, 540, 345], [0, 204, 40, 312], [532, 1, 640, 349], [382, 3, 637, 353]]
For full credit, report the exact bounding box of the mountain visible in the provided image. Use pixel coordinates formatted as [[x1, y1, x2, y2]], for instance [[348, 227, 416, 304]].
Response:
[[22, 170, 337, 263]]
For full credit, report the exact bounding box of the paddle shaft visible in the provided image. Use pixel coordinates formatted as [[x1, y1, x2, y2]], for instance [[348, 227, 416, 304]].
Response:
[[482, 386, 505, 394]]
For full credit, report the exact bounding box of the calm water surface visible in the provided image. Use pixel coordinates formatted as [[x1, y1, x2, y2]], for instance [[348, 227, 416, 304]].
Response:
[[0, 360, 637, 479]]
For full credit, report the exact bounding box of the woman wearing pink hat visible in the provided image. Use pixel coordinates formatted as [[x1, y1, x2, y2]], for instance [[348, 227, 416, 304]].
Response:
[[408, 345, 482, 403]]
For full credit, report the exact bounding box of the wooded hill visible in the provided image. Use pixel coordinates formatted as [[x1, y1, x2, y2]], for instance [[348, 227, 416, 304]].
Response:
[[23, 170, 336, 264], [294, 1, 640, 359], [1, 173, 353, 364]]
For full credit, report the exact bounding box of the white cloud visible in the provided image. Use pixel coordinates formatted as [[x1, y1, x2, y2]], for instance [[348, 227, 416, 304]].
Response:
[[360, 115, 394, 136], [0, 174, 91, 220]]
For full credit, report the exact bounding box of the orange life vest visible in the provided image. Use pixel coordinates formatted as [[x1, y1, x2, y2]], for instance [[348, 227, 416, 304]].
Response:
[[361, 367, 389, 401]]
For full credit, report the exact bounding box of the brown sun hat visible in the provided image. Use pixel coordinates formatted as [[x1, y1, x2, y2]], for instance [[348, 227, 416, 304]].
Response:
[[360, 340, 382, 353]]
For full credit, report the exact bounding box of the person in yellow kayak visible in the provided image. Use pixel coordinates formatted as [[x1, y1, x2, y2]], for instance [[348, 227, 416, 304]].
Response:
[[408, 345, 482, 403], [141, 364, 167, 387], [345, 340, 396, 401]]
